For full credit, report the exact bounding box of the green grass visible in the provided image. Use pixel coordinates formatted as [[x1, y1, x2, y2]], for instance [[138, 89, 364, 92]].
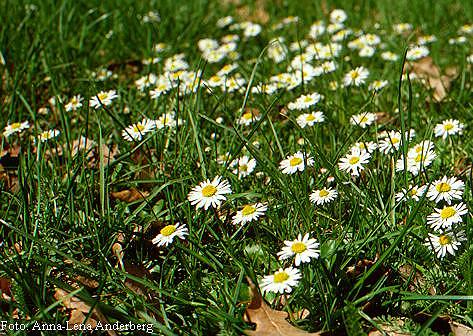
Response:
[[1, 0, 473, 335]]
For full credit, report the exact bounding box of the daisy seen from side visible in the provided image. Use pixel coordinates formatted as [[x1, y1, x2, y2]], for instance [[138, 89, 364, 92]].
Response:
[[152, 223, 188, 247]]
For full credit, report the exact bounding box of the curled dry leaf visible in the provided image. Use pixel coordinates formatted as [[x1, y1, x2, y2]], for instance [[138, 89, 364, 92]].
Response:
[[244, 277, 322, 336], [111, 188, 149, 203], [54, 288, 117, 336], [407, 57, 458, 102], [450, 321, 473, 336], [235, 0, 270, 24]]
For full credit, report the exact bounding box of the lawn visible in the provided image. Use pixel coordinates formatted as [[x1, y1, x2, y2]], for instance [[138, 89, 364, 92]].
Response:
[[1, 0, 473, 335]]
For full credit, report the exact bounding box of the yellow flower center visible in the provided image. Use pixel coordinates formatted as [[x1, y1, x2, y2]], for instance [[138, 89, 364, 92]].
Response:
[[240, 164, 248, 172], [319, 189, 329, 197], [391, 137, 400, 144], [350, 71, 360, 79], [359, 116, 368, 123], [438, 235, 451, 246], [303, 96, 313, 103], [436, 182, 451, 193], [408, 188, 418, 196], [10, 122, 21, 130], [241, 205, 256, 216], [202, 185, 217, 197], [440, 206, 456, 219], [349, 156, 360, 165], [242, 112, 253, 120], [160, 225, 176, 236], [291, 242, 307, 254], [289, 157, 303, 166], [97, 92, 108, 101], [444, 123, 454, 131], [414, 154, 424, 163], [359, 143, 366, 149], [132, 124, 145, 132], [273, 271, 290, 283], [306, 114, 316, 122]]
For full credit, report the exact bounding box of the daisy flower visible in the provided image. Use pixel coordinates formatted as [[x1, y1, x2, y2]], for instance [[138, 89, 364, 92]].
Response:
[[260, 267, 302, 294], [396, 149, 436, 175], [406, 46, 429, 61], [425, 231, 465, 259], [427, 203, 468, 231], [381, 51, 399, 61], [369, 80, 388, 92], [310, 187, 338, 205], [121, 118, 156, 141], [350, 112, 377, 128], [330, 9, 347, 23], [279, 151, 314, 174], [277, 233, 320, 266], [434, 119, 464, 139], [395, 185, 427, 202], [89, 90, 118, 109], [238, 111, 261, 126], [296, 111, 325, 128], [427, 176, 464, 204], [287, 92, 322, 110], [231, 156, 257, 178], [152, 223, 188, 247], [155, 113, 181, 130], [232, 203, 267, 225], [378, 130, 415, 154], [37, 129, 60, 143], [65, 95, 83, 112], [338, 148, 371, 176], [187, 176, 232, 210], [350, 141, 378, 154], [393, 23, 413, 34], [343, 66, 369, 87], [3, 121, 30, 137]]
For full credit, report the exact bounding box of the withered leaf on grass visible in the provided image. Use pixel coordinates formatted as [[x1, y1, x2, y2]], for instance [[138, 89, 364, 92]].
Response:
[[111, 188, 149, 202], [124, 261, 150, 296], [407, 57, 458, 102], [450, 322, 473, 336], [54, 288, 117, 336], [244, 277, 321, 336]]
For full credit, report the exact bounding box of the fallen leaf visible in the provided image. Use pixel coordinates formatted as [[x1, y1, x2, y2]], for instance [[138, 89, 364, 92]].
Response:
[[54, 288, 117, 336], [289, 309, 310, 321], [244, 277, 322, 335], [450, 322, 473, 336], [398, 264, 431, 293], [111, 188, 149, 203], [75, 276, 99, 289], [407, 57, 458, 102], [124, 261, 150, 296]]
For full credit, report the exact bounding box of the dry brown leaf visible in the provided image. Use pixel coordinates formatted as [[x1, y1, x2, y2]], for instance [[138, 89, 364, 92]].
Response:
[[408, 57, 458, 102], [124, 262, 150, 296], [54, 288, 117, 336], [368, 318, 411, 335], [289, 309, 310, 321], [450, 322, 473, 336], [76, 276, 99, 289], [111, 188, 149, 203], [244, 277, 322, 336]]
